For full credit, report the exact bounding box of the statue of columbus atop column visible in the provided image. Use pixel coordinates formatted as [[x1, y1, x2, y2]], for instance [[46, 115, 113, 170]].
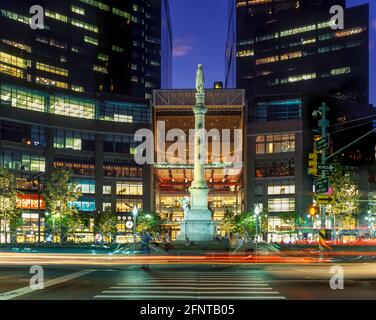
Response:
[[195, 64, 205, 94]]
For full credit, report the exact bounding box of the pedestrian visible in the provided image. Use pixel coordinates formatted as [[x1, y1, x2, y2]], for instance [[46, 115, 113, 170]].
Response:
[[163, 231, 171, 251], [141, 229, 152, 271]]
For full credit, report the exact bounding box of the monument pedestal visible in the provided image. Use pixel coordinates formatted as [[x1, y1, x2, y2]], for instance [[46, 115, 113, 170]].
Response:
[[177, 187, 216, 242]]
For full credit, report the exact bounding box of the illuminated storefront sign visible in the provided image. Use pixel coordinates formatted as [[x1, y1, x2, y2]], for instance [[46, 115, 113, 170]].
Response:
[[17, 194, 45, 210]]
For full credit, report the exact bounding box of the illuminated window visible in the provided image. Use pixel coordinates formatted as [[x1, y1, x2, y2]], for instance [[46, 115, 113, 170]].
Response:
[[302, 38, 316, 45], [1, 39, 31, 53], [237, 50, 254, 57], [36, 77, 68, 89], [112, 45, 124, 53], [331, 66, 351, 76], [36, 62, 68, 77], [280, 24, 316, 37], [71, 6, 85, 15], [116, 181, 143, 196], [45, 10, 68, 23], [72, 179, 95, 194], [335, 27, 364, 38], [256, 55, 279, 65], [281, 73, 316, 83], [93, 65, 108, 74], [78, 0, 109, 11], [0, 52, 29, 69], [268, 184, 295, 195], [98, 53, 109, 62], [0, 9, 29, 25], [116, 199, 142, 213], [280, 51, 302, 61], [268, 198, 295, 212], [0, 84, 45, 112], [256, 134, 295, 154], [50, 96, 95, 119], [84, 36, 98, 46], [112, 7, 131, 20], [71, 85, 85, 92], [72, 19, 98, 33], [103, 185, 112, 195], [0, 63, 24, 79]]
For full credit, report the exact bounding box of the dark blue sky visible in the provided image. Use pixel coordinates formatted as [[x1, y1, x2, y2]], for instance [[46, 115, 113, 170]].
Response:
[[170, 0, 376, 105]]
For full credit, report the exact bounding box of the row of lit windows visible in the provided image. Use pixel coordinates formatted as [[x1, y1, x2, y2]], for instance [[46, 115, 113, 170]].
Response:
[[50, 96, 95, 119], [1, 39, 31, 53], [0, 9, 29, 25], [71, 19, 98, 33], [0, 63, 24, 79], [0, 84, 149, 124], [54, 129, 95, 151], [0, 51, 29, 69], [36, 62, 68, 77], [71, 6, 85, 16], [268, 198, 295, 213], [0, 150, 45, 172], [84, 36, 98, 46], [268, 184, 295, 195], [237, 50, 254, 57], [45, 10, 68, 23], [116, 182, 143, 196], [280, 73, 316, 84], [36, 76, 68, 89], [93, 65, 108, 74], [112, 7, 131, 20], [256, 134, 295, 154], [78, 0, 109, 11]]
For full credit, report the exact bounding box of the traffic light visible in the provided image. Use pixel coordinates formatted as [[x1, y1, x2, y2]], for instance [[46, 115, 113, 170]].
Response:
[[309, 205, 319, 217], [308, 152, 318, 176]]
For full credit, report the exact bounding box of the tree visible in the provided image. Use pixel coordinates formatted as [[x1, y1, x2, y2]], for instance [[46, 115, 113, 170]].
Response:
[[328, 162, 360, 230], [94, 207, 117, 242], [135, 211, 161, 234], [235, 212, 257, 236], [219, 209, 237, 236], [44, 168, 82, 244], [0, 167, 20, 243]]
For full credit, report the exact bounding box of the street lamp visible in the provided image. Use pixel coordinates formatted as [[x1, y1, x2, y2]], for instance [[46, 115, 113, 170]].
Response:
[[132, 205, 138, 255], [254, 204, 261, 258]]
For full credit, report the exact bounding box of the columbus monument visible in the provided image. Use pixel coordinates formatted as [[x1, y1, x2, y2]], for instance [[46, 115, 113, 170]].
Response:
[[177, 64, 216, 242]]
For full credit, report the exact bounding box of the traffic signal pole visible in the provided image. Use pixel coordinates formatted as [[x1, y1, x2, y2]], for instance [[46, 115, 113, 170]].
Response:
[[318, 103, 330, 231]]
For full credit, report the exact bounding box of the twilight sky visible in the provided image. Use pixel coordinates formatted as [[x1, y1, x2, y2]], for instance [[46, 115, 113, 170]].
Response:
[[170, 0, 376, 106]]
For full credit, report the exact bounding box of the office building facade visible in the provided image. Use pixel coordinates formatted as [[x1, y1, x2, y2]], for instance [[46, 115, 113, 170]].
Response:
[[0, 0, 172, 243], [226, 0, 369, 103], [1, 0, 172, 99]]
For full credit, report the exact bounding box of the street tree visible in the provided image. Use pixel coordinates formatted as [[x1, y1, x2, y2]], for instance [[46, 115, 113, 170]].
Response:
[[328, 162, 360, 230], [219, 209, 237, 236], [94, 207, 117, 242], [44, 168, 82, 244], [0, 167, 21, 243], [135, 211, 161, 234]]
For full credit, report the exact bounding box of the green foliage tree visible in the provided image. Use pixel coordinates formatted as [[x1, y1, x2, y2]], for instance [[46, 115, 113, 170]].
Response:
[[136, 211, 161, 234], [94, 207, 117, 242], [219, 209, 237, 235], [235, 212, 256, 236], [328, 162, 360, 229], [44, 168, 82, 244], [0, 167, 21, 243]]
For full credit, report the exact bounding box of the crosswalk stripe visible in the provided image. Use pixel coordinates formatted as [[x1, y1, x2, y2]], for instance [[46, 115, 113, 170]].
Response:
[[95, 271, 286, 300], [95, 295, 286, 300], [111, 286, 273, 290], [102, 290, 281, 294]]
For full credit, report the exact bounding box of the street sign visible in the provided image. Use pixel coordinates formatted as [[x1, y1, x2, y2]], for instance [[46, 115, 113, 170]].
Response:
[[316, 194, 334, 205], [317, 164, 334, 171], [315, 177, 329, 194], [315, 135, 329, 151]]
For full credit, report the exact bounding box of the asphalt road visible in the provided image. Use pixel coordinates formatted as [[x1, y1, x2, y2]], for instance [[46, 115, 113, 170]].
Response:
[[0, 263, 375, 300]]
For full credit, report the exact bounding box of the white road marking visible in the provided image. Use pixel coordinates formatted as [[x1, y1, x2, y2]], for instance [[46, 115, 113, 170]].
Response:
[[0, 269, 95, 300]]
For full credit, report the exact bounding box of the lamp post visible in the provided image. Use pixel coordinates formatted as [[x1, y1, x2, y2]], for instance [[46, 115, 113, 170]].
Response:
[[132, 205, 138, 255], [254, 204, 261, 259]]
